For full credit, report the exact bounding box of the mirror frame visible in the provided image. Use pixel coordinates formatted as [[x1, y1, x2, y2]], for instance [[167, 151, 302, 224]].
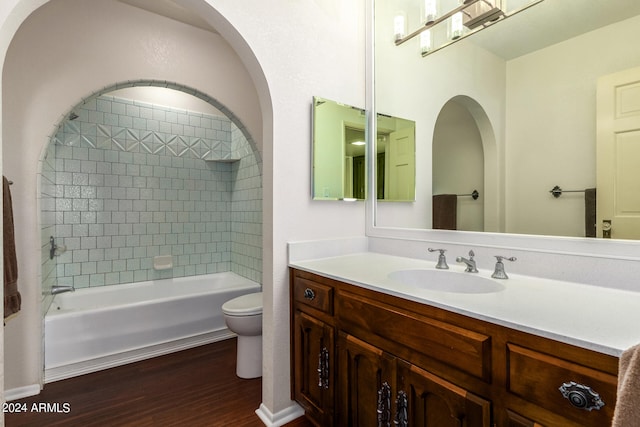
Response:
[[364, 0, 640, 260]]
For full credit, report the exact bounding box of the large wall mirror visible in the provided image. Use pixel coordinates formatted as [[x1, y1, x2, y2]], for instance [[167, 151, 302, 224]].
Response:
[[312, 97, 416, 201], [373, 0, 640, 239]]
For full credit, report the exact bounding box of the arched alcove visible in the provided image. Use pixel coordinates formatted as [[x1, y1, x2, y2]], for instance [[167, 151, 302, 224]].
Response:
[[40, 80, 262, 302], [432, 95, 499, 232], [1, 0, 272, 403]]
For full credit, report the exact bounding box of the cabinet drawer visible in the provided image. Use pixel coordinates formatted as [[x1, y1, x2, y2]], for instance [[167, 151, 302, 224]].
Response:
[[293, 277, 334, 315], [338, 291, 491, 382], [507, 343, 616, 426]]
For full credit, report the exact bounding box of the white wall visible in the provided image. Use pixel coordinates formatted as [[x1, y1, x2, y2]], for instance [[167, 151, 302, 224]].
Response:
[[505, 14, 640, 237], [0, 0, 366, 422]]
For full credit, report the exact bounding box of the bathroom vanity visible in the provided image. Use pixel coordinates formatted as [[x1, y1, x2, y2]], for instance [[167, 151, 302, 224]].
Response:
[[288, 253, 634, 427]]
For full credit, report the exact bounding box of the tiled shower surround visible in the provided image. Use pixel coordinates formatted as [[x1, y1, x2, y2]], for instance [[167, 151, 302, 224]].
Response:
[[40, 95, 262, 292]]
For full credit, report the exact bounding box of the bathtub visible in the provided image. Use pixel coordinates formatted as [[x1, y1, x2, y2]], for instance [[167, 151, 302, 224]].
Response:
[[44, 272, 261, 383]]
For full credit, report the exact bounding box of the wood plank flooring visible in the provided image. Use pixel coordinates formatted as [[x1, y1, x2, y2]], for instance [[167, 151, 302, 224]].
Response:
[[5, 338, 313, 427]]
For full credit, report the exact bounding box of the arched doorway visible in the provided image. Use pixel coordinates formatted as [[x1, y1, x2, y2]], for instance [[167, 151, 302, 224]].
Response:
[[1, 0, 272, 404], [432, 95, 499, 232]]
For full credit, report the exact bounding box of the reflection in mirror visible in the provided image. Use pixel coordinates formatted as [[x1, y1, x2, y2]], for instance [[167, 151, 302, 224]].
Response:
[[433, 97, 485, 232], [374, 0, 640, 239], [393, 0, 544, 57], [312, 97, 416, 201], [376, 114, 416, 201]]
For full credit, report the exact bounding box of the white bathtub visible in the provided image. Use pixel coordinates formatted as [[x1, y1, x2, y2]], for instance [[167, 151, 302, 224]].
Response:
[[44, 272, 261, 383]]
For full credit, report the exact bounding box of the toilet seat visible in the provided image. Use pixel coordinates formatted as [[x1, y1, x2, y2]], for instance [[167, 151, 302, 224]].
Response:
[[222, 292, 262, 316]]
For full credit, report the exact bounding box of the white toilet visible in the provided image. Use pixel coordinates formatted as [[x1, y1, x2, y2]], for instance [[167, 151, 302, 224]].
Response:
[[222, 292, 263, 379]]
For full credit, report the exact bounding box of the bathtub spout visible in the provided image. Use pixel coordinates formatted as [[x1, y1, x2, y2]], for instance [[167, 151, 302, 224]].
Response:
[[51, 285, 75, 295]]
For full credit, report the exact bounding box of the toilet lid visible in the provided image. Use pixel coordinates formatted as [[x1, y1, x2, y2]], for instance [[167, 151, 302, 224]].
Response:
[[222, 292, 263, 316]]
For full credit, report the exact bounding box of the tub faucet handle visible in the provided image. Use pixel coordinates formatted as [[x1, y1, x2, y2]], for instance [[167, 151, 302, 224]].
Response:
[[492, 256, 517, 279], [428, 248, 449, 269]]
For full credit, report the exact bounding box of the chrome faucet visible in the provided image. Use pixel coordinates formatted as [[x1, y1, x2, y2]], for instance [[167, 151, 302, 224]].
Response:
[[51, 285, 75, 295], [428, 248, 449, 269], [491, 256, 517, 279], [456, 250, 478, 273]]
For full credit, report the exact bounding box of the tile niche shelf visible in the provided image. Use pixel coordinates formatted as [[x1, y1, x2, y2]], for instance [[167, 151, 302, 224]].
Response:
[[204, 157, 241, 163]]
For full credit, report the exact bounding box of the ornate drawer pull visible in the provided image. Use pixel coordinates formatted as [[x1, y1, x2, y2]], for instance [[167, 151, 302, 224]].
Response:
[[394, 390, 408, 427], [303, 288, 315, 300], [559, 381, 605, 411], [316, 347, 329, 389], [377, 382, 392, 427]]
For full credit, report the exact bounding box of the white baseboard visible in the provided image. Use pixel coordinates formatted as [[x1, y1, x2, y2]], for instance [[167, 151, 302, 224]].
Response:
[[5, 384, 41, 402], [45, 329, 235, 383], [255, 402, 305, 427]]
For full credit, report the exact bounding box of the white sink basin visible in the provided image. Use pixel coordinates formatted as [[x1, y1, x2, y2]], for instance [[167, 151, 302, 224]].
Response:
[[388, 269, 505, 294]]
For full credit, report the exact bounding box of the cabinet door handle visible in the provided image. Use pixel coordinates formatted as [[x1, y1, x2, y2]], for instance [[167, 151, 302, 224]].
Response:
[[377, 382, 392, 427], [394, 390, 408, 427], [303, 288, 315, 300], [316, 347, 329, 389], [559, 381, 605, 411]]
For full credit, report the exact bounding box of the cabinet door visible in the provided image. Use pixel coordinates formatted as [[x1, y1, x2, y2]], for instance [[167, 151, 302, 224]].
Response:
[[292, 311, 335, 426], [396, 359, 492, 427], [337, 333, 396, 426]]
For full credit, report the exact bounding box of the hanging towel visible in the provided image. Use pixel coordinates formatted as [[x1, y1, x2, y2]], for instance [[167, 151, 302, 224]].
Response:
[[433, 194, 457, 230], [612, 343, 640, 427], [584, 188, 597, 238], [3, 176, 20, 319]]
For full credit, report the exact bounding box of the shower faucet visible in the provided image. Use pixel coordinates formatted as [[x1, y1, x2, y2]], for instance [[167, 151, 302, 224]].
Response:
[[51, 285, 75, 295]]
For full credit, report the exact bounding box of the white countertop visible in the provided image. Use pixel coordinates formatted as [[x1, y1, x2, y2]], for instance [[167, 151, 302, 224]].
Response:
[[290, 252, 640, 357]]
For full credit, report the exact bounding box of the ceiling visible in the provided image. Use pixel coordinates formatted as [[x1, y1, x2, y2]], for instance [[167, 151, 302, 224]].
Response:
[[117, 0, 640, 62], [472, 0, 640, 60], [117, 0, 218, 33]]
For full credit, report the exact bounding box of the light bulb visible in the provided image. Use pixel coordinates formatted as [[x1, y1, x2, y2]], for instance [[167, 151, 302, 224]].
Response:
[[450, 12, 464, 40], [424, 0, 437, 24], [420, 30, 432, 54], [394, 13, 406, 41]]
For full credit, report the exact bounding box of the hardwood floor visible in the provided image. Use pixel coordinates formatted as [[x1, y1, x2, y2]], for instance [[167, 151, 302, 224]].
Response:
[[5, 339, 313, 427]]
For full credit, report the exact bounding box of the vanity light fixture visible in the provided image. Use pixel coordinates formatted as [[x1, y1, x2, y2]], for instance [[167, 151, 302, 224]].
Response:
[[462, 0, 504, 29], [351, 141, 366, 146], [393, 0, 545, 57]]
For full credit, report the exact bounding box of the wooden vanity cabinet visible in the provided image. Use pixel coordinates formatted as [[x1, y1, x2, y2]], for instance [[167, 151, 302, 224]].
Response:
[[337, 332, 491, 426], [290, 268, 619, 427], [290, 270, 336, 426]]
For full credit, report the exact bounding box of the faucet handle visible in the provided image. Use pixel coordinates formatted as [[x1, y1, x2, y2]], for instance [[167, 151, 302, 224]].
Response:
[[492, 256, 517, 279], [428, 248, 449, 270]]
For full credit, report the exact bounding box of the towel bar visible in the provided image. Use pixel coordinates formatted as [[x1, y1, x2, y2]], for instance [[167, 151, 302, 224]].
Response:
[[550, 185, 587, 198], [457, 190, 479, 200]]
